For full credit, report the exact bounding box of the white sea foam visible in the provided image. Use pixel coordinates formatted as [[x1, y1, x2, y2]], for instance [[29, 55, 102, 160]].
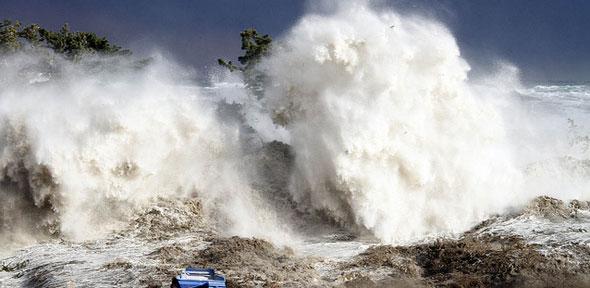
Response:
[[1, 0, 589, 252], [261, 1, 577, 243], [0, 52, 291, 247]]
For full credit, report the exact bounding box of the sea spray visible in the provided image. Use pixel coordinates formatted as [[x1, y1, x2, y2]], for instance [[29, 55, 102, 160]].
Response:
[[0, 52, 290, 245], [1, 1, 588, 252], [263, 2, 524, 243]]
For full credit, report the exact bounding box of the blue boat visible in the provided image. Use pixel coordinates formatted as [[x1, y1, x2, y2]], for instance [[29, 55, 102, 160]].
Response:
[[170, 267, 226, 288]]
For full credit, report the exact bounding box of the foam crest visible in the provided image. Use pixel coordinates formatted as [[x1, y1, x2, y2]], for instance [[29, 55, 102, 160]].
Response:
[[264, 3, 523, 243], [0, 52, 287, 244]]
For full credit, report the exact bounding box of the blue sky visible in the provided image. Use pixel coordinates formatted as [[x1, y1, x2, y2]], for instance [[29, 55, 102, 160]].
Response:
[[1, 0, 589, 83]]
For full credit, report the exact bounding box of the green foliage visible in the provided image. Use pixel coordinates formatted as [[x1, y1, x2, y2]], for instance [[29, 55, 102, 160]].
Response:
[[238, 29, 272, 66], [218, 28, 272, 72], [218, 28, 272, 98], [0, 19, 130, 57], [38, 23, 130, 57], [0, 20, 22, 52], [217, 58, 239, 72], [19, 24, 41, 46]]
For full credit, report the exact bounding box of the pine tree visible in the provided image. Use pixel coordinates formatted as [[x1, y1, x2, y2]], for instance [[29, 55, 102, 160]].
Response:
[[0, 20, 22, 52], [0, 19, 130, 57], [218, 28, 272, 98]]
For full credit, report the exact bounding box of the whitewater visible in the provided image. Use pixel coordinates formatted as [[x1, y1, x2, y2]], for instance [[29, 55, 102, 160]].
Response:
[[1, 1, 589, 287]]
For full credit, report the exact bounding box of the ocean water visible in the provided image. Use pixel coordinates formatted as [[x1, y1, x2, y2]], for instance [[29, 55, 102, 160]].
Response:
[[1, 1, 589, 286], [523, 85, 590, 110], [2, 78, 589, 286]]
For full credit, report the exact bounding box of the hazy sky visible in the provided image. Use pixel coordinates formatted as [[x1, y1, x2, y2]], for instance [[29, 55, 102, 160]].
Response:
[[1, 0, 589, 83]]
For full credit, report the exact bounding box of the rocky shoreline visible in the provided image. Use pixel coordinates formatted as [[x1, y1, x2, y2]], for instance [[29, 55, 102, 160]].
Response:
[[2, 196, 590, 288]]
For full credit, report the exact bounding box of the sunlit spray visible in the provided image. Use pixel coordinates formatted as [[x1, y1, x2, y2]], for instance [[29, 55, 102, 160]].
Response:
[[0, 52, 291, 247], [263, 2, 524, 243]]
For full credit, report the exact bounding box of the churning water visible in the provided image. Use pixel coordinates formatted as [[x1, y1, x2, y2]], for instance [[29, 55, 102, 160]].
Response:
[[1, 1, 589, 287]]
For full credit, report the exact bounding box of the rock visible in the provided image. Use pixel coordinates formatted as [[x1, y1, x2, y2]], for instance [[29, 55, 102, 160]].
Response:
[[345, 245, 421, 278], [191, 236, 319, 288], [102, 259, 132, 270], [524, 196, 571, 220], [570, 199, 590, 211], [124, 198, 210, 240]]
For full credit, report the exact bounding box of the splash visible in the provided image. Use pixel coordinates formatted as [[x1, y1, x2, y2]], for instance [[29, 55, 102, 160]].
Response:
[[0, 51, 289, 246], [2, 1, 588, 251], [263, 2, 525, 243]]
